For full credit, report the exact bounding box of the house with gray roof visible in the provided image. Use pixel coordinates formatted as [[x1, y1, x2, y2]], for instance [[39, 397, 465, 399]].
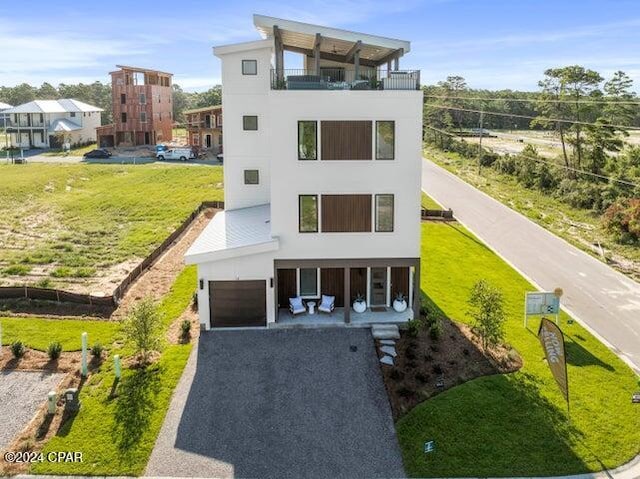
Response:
[[0, 102, 11, 129], [4, 99, 103, 149]]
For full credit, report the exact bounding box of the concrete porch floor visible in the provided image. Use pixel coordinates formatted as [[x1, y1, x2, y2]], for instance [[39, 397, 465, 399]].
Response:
[[272, 306, 413, 328]]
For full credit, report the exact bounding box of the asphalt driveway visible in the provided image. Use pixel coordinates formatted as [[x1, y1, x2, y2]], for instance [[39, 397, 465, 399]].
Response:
[[145, 328, 404, 478]]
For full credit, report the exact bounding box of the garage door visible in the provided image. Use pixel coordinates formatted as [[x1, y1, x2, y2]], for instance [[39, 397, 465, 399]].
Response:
[[209, 280, 266, 328]]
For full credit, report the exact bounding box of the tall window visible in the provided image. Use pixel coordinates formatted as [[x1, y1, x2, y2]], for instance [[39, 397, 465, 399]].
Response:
[[299, 268, 319, 298], [139, 93, 146, 104], [121, 112, 127, 123], [375, 194, 394, 232], [376, 121, 395, 160], [299, 195, 318, 233], [243, 115, 258, 131], [244, 169, 259, 185], [298, 121, 317, 160], [242, 59, 257, 75], [140, 111, 147, 123], [121, 93, 126, 104]]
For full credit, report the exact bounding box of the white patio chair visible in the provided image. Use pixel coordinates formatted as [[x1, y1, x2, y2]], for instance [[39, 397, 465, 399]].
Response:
[[318, 295, 335, 315], [289, 296, 306, 316]]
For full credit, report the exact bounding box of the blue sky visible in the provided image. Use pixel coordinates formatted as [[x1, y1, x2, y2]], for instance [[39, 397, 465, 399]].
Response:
[[2, 0, 639, 92]]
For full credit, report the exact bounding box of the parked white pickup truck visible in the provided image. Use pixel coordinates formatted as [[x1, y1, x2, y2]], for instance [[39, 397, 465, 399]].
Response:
[[156, 148, 195, 161]]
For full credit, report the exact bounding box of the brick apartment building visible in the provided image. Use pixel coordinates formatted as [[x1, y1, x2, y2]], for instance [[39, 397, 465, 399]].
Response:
[[96, 65, 173, 147]]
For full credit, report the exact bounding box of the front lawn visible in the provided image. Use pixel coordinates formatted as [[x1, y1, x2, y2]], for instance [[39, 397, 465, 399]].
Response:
[[1, 317, 120, 351], [0, 163, 223, 292], [32, 266, 196, 476], [396, 220, 640, 477], [421, 191, 442, 210]]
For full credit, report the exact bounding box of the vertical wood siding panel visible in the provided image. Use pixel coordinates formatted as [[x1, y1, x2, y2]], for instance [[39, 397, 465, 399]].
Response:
[[391, 267, 409, 299], [321, 195, 372, 232], [277, 269, 297, 307], [321, 121, 372, 160], [320, 268, 345, 307]]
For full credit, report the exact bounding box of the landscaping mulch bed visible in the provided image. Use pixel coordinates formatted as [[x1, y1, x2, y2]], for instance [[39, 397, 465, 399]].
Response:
[[0, 347, 80, 373], [378, 318, 522, 420]]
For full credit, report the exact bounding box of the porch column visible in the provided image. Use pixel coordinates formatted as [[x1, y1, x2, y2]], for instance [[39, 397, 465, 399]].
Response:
[[354, 50, 360, 81], [344, 267, 350, 324], [393, 57, 399, 71], [273, 25, 284, 83], [413, 260, 421, 318], [313, 33, 321, 76]]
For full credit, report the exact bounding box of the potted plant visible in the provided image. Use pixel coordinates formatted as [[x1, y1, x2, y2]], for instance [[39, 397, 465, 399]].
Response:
[[352, 293, 367, 313], [393, 293, 408, 313]]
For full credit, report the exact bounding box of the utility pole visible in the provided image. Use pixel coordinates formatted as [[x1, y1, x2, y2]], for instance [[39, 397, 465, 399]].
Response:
[[477, 110, 484, 174]]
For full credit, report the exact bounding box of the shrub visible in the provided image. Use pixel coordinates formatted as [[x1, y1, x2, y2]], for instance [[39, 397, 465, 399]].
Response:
[[406, 318, 422, 338], [467, 280, 506, 351], [91, 342, 104, 359], [35, 278, 52, 288], [429, 315, 443, 340], [180, 320, 191, 338], [2, 264, 31, 276], [602, 198, 640, 244], [47, 341, 62, 360], [11, 341, 25, 358], [122, 297, 163, 365]]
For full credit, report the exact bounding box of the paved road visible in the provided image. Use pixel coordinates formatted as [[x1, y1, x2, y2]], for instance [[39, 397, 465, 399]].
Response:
[[146, 328, 403, 478], [422, 158, 640, 372]]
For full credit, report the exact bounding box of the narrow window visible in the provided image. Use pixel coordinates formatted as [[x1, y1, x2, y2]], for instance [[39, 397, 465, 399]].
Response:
[[243, 115, 258, 131], [299, 268, 319, 298], [244, 169, 259, 185], [376, 121, 395, 160], [70, 112, 76, 118], [375, 194, 394, 232], [299, 195, 318, 233], [121, 112, 127, 123], [140, 111, 147, 123], [242, 59, 257, 75], [121, 93, 126, 104], [139, 93, 146, 104], [298, 121, 317, 160]]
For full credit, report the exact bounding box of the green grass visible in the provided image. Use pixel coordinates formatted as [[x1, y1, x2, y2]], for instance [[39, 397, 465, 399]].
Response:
[[424, 145, 640, 272], [32, 266, 196, 476], [0, 163, 223, 288], [42, 143, 97, 157], [421, 191, 442, 210], [396, 222, 640, 477], [0, 317, 120, 351]]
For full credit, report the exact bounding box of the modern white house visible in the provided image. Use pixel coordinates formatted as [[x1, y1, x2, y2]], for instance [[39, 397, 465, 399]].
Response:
[[185, 14, 423, 329], [5, 99, 103, 149]]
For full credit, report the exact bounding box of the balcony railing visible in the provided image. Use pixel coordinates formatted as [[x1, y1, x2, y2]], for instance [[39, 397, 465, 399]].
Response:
[[271, 69, 421, 91]]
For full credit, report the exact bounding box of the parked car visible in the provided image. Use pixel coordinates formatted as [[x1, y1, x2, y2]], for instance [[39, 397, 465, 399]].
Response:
[[83, 148, 112, 159], [156, 148, 195, 161], [216, 153, 223, 163]]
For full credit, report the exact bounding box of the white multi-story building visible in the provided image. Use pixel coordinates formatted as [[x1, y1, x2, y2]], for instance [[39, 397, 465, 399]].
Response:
[[5, 99, 102, 149], [186, 15, 423, 329]]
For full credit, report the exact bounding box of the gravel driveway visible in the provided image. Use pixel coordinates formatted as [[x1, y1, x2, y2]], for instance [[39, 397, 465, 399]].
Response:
[[0, 370, 64, 450], [146, 328, 404, 478]]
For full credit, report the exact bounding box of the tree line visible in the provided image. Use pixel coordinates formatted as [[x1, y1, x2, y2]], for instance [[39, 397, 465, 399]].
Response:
[[424, 66, 640, 245], [0, 82, 222, 125]]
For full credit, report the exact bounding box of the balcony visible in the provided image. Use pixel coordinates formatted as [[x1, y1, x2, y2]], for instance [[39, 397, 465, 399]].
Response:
[[271, 69, 421, 91]]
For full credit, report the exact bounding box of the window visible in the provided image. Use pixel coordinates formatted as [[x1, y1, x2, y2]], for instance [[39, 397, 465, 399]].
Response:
[[299, 268, 319, 298], [321, 194, 372, 232], [242, 59, 257, 75], [139, 93, 146, 104], [121, 93, 126, 104], [121, 112, 127, 123], [376, 121, 395, 160], [243, 115, 258, 131], [375, 194, 394, 232], [205, 114, 211, 128], [244, 169, 259, 185], [298, 121, 317, 160], [70, 112, 76, 117], [299, 195, 318, 233], [140, 111, 147, 123]]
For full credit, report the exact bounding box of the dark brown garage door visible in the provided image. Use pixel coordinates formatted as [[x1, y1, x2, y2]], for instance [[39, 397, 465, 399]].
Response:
[[209, 280, 266, 328]]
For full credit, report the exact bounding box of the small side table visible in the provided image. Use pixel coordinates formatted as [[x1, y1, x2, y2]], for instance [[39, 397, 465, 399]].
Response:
[[307, 301, 316, 315]]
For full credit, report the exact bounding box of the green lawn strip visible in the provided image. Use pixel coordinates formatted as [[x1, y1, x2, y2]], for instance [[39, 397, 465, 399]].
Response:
[[0, 317, 120, 351], [32, 266, 197, 475], [42, 143, 97, 157], [424, 145, 640, 266], [0, 164, 223, 280], [421, 191, 442, 210], [397, 222, 640, 477]]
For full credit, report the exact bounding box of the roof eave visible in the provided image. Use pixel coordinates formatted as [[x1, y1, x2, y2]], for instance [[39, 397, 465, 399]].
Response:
[[185, 238, 280, 265]]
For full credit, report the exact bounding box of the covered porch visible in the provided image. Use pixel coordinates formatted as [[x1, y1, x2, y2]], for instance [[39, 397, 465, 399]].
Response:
[[274, 258, 420, 326]]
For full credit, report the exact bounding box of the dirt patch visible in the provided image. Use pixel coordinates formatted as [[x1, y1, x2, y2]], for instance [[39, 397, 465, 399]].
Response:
[[378, 318, 522, 420], [0, 347, 81, 373], [166, 303, 200, 345]]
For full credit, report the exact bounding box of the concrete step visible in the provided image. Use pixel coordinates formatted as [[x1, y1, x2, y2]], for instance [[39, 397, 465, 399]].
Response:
[[371, 324, 400, 340]]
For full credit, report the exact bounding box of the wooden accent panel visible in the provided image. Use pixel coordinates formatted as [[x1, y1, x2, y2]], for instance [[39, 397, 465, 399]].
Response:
[[209, 280, 266, 327], [391, 267, 409, 300], [277, 269, 296, 308], [321, 121, 372, 160], [320, 268, 344, 307], [349, 267, 367, 303], [321, 195, 372, 232]]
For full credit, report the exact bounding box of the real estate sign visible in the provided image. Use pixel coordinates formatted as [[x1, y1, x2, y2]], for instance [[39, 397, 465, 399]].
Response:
[[538, 318, 569, 404], [524, 291, 560, 327]]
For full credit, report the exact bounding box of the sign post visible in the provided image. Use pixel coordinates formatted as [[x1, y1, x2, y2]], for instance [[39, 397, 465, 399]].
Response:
[[525, 290, 561, 328]]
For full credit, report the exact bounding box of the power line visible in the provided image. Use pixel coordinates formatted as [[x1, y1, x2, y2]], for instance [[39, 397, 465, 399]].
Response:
[[425, 104, 640, 131], [425, 94, 640, 106], [424, 124, 640, 188]]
